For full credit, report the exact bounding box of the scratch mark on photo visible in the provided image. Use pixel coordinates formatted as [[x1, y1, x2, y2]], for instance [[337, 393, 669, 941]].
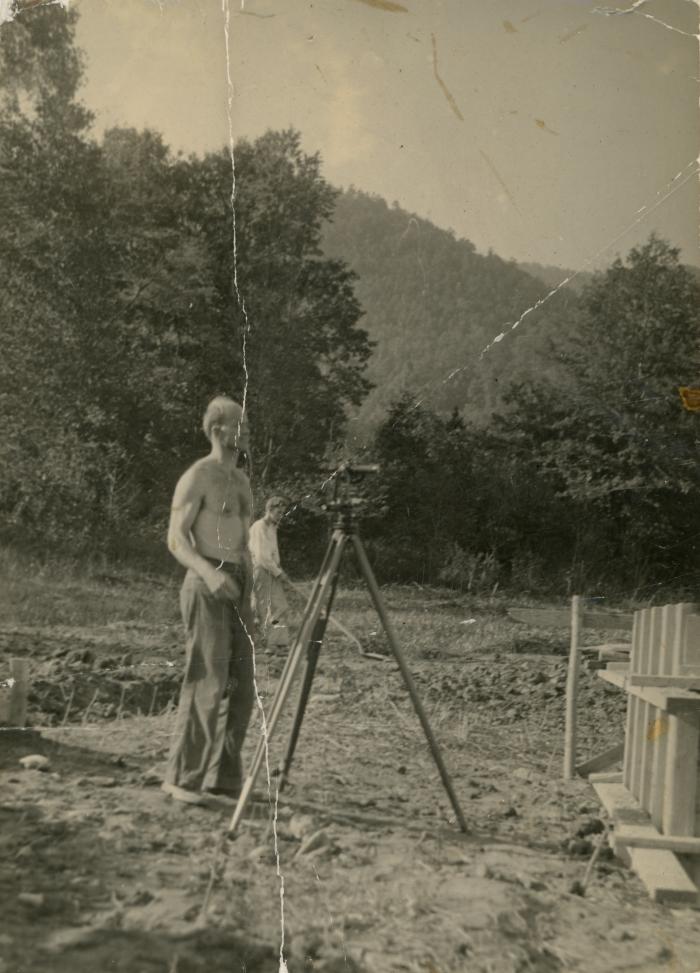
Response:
[[221, 3, 288, 972], [407, 158, 699, 409], [353, 0, 408, 12], [594, 0, 699, 38], [559, 23, 588, 43], [431, 34, 464, 122], [238, 8, 275, 18], [478, 149, 523, 218], [535, 117, 559, 135]]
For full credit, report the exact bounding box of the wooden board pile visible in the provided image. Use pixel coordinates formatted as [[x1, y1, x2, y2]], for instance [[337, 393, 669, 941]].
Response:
[[591, 603, 700, 906]]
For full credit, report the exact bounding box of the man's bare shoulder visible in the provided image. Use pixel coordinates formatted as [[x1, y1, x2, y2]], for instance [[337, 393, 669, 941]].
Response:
[[173, 459, 210, 496]]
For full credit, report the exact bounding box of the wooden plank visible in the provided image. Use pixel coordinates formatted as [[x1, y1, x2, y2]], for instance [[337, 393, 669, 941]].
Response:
[[588, 770, 623, 783], [649, 605, 677, 829], [507, 607, 633, 631], [564, 595, 582, 780], [630, 675, 700, 689], [594, 780, 640, 818], [606, 662, 630, 672], [594, 643, 631, 660], [599, 648, 631, 662], [630, 848, 699, 905], [598, 670, 700, 712], [623, 612, 641, 793], [659, 605, 700, 839], [682, 613, 700, 676], [576, 743, 624, 777], [593, 781, 699, 905], [662, 708, 700, 837], [600, 669, 629, 689], [639, 608, 663, 812], [630, 609, 649, 800], [616, 825, 700, 854]]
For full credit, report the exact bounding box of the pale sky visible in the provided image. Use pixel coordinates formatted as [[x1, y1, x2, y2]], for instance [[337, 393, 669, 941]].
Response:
[[69, 0, 699, 270]]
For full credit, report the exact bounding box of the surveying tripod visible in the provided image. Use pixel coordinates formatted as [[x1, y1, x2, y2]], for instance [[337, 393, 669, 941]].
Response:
[[228, 466, 468, 835]]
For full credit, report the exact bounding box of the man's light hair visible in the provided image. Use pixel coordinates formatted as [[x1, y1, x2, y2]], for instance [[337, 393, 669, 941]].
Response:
[[265, 495, 287, 513], [202, 396, 243, 442]]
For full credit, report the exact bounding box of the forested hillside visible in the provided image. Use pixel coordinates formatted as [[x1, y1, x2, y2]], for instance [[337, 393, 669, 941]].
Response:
[[518, 261, 589, 291], [322, 189, 580, 430]]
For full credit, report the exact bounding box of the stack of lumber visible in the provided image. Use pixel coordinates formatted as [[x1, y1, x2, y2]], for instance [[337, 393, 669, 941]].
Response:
[[591, 604, 700, 906]]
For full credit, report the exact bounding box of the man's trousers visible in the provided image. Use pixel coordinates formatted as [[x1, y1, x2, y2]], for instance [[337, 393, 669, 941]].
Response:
[[164, 567, 255, 794]]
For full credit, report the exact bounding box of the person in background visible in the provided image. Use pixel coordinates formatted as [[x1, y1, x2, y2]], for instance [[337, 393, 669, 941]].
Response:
[[249, 495, 289, 640]]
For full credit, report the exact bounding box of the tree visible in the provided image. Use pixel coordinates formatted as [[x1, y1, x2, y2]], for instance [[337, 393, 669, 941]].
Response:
[[370, 394, 474, 581], [175, 130, 373, 481], [0, 6, 372, 549], [495, 236, 700, 586], [0, 4, 115, 540]]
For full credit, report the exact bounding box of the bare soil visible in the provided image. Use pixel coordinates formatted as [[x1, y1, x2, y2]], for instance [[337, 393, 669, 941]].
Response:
[[2, 583, 699, 973]]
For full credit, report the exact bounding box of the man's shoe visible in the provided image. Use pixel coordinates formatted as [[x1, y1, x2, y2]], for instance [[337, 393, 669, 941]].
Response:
[[205, 786, 241, 797], [203, 786, 241, 802], [161, 782, 207, 806], [202, 788, 240, 809]]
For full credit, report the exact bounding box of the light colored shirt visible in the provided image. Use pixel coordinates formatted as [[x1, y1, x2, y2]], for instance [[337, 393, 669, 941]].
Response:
[[248, 518, 282, 577]]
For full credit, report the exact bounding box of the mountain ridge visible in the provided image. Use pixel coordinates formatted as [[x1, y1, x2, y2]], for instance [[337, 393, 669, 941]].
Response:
[[321, 188, 579, 430]]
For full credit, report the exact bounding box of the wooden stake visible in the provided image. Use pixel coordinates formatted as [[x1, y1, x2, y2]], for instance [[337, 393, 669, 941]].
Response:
[[8, 659, 29, 728], [564, 595, 582, 779]]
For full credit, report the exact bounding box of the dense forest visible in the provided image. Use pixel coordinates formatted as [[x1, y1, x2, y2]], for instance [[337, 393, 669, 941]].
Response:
[[361, 233, 700, 597], [0, 8, 371, 550], [2, 5, 699, 598]]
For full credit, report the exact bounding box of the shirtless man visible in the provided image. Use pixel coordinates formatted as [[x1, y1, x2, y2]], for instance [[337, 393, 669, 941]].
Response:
[[162, 396, 256, 806]]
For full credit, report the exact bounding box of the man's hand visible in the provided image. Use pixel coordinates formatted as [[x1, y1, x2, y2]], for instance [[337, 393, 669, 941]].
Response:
[[203, 568, 241, 602]]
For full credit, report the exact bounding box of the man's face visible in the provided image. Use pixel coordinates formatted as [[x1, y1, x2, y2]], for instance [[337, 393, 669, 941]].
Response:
[[220, 411, 250, 453], [267, 501, 286, 524]]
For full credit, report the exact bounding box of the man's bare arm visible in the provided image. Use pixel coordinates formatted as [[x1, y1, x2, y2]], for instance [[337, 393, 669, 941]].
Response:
[[167, 469, 239, 600]]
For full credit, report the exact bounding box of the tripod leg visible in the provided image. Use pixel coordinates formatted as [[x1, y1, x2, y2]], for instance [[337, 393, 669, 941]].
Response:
[[250, 531, 339, 738], [262, 529, 338, 703], [276, 628, 322, 792], [277, 565, 342, 791], [228, 531, 348, 834], [350, 534, 469, 833]]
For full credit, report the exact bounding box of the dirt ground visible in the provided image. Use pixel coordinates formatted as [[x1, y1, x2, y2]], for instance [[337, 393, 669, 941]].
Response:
[[2, 580, 700, 973]]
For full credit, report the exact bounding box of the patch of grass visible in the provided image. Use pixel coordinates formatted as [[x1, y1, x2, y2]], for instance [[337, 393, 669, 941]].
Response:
[[0, 547, 178, 628]]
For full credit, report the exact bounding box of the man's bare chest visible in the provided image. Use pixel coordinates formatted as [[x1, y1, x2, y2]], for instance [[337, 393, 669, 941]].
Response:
[[200, 470, 251, 520]]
